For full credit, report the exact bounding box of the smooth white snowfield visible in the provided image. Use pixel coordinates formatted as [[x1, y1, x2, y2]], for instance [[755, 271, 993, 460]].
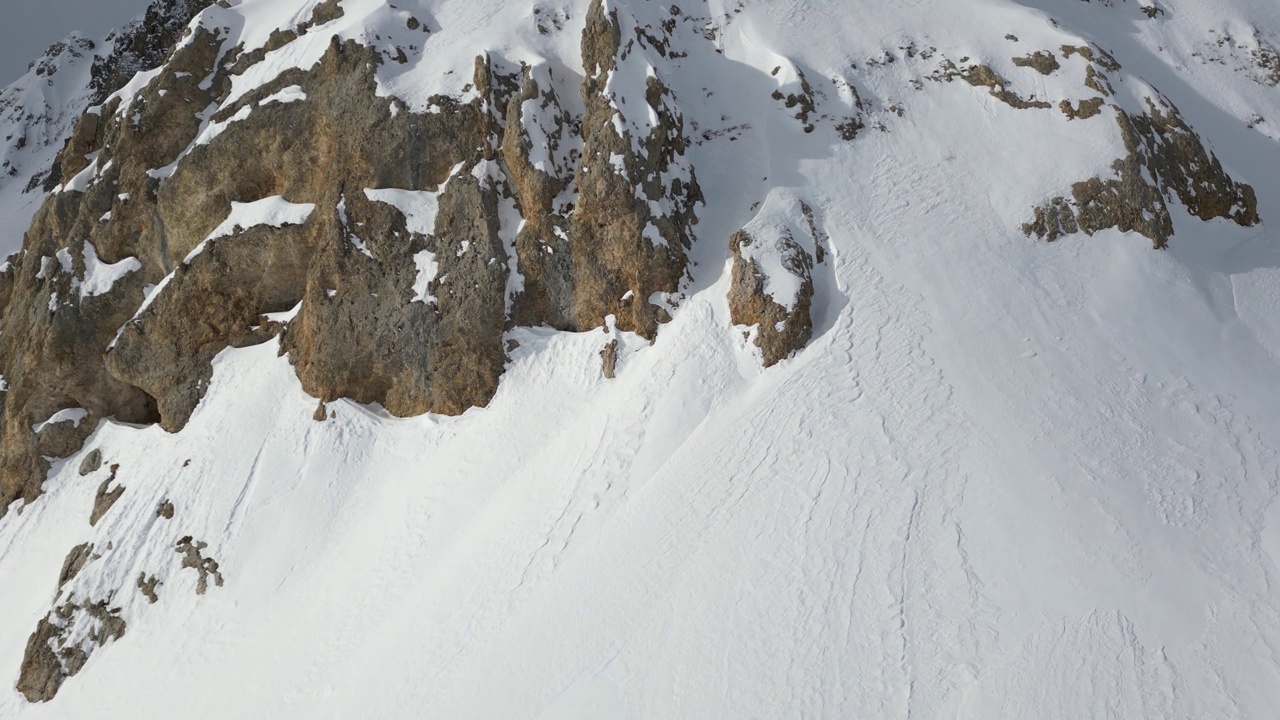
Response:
[[2, 0, 1280, 717]]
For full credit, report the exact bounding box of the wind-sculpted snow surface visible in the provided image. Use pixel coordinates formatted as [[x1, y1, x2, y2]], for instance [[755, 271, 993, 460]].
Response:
[[1, 0, 1280, 716]]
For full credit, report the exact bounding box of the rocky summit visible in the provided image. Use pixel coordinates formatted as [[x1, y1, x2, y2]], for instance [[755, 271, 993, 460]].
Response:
[[1, 0, 1280, 716]]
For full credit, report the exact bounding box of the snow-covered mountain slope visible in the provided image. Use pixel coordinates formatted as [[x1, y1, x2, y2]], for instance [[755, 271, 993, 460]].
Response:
[[2, 0, 1280, 716], [0, 0, 155, 88]]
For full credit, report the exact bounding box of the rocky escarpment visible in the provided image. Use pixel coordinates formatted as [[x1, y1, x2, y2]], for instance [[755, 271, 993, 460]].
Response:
[[16, 537, 125, 703], [1019, 45, 1258, 248], [898, 40, 1260, 250], [0, 0, 702, 517], [1024, 96, 1259, 248], [506, 1, 701, 338], [16, 598, 126, 703], [0, 3, 1263, 520], [0, 0, 1269, 706]]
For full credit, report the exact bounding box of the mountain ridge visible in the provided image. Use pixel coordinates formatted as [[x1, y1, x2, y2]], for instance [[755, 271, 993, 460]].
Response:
[[0, 0, 1279, 716]]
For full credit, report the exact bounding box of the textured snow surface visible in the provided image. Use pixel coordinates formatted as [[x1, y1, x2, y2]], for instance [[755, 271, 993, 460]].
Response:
[[2, 0, 1280, 717]]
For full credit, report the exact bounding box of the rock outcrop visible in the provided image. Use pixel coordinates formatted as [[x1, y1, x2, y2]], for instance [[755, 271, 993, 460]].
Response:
[[727, 195, 822, 367], [1024, 99, 1259, 248], [502, 64, 578, 330], [16, 599, 126, 703], [568, 0, 701, 339], [0, 0, 1272, 707], [0, 0, 704, 517]]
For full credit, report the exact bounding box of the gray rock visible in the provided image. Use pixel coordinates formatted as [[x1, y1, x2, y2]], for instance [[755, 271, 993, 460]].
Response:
[[56, 543, 94, 589], [77, 448, 102, 476], [176, 536, 224, 595], [89, 465, 124, 526], [600, 339, 619, 379]]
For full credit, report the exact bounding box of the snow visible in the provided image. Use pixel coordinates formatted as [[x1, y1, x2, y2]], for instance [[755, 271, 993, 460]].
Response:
[[186, 196, 316, 264], [55, 154, 100, 194], [30, 408, 88, 434], [264, 301, 302, 323], [44, 244, 136, 305], [363, 188, 442, 236], [257, 85, 306, 107], [4, 0, 1280, 717], [106, 66, 163, 114], [521, 97, 556, 174], [79, 242, 141, 299], [192, 105, 253, 148], [735, 189, 817, 309], [410, 250, 438, 305]]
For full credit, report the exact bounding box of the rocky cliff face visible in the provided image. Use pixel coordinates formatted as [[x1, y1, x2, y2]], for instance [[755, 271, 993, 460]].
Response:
[[0, 0, 697, 518], [0, 0, 1264, 521], [0, 0, 1270, 703]]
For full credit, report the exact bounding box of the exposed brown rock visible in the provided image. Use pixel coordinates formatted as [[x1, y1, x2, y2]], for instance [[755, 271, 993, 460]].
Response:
[[569, 0, 701, 340], [16, 599, 126, 703], [769, 65, 818, 132], [16, 618, 66, 703], [727, 228, 815, 368], [1012, 51, 1061, 75], [1060, 97, 1106, 120], [107, 215, 313, 430], [0, 0, 711, 516], [934, 60, 1052, 109], [0, 27, 227, 515], [1022, 197, 1080, 242], [156, 499, 174, 519], [284, 161, 510, 417], [0, 0, 707, 514], [4, 31, 528, 511], [1025, 100, 1258, 248], [77, 448, 103, 476], [1249, 33, 1280, 86], [1061, 45, 1121, 72], [1084, 65, 1114, 96], [502, 67, 576, 329]]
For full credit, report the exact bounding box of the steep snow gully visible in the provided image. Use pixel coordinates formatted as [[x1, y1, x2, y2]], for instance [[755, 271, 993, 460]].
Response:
[[2, 0, 1280, 717]]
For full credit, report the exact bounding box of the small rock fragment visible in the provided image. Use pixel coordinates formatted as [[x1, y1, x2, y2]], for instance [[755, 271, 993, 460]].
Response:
[[176, 536, 224, 595], [136, 573, 161, 603], [1012, 51, 1061, 75], [77, 449, 103, 477], [600, 340, 619, 379], [89, 465, 124, 527], [57, 543, 94, 589]]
